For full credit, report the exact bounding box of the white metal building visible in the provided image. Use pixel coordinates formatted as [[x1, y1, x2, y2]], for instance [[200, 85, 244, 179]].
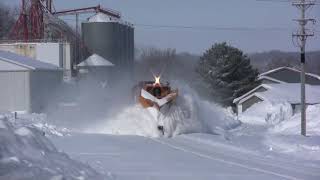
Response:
[[0, 42, 72, 78], [0, 50, 62, 113]]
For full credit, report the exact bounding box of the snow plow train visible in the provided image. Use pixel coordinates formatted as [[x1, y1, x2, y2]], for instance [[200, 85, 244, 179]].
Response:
[[134, 76, 178, 135]]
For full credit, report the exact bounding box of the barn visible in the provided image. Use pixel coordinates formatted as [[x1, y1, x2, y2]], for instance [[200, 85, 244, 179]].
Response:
[[0, 50, 63, 113]]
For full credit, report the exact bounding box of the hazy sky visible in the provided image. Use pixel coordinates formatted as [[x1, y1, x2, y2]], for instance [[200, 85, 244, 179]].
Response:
[[2, 0, 320, 54]]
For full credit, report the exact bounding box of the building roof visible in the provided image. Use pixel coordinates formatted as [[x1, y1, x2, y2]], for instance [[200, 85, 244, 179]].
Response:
[[86, 12, 133, 27], [235, 83, 320, 105], [233, 84, 269, 104], [77, 54, 114, 67], [259, 66, 320, 81], [257, 76, 284, 83], [0, 50, 60, 71], [87, 12, 119, 23]]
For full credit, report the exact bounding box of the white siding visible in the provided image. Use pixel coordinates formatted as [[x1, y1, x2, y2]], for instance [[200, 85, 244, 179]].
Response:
[[36, 43, 60, 67], [0, 71, 30, 112], [0, 42, 72, 70]]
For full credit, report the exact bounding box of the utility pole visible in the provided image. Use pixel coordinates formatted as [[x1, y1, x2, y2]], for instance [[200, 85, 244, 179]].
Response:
[[292, 0, 315, 136]]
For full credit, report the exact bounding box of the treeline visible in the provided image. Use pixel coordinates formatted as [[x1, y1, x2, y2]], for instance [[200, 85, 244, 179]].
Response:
[[250, 50, 320, 75]]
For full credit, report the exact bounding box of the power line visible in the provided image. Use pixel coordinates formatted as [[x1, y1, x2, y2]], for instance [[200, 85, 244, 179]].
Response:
[[59, 18, 301, 32], [60, 17, 320, 33], [256, 0, 320, 4], [134, 24, 292, 31]]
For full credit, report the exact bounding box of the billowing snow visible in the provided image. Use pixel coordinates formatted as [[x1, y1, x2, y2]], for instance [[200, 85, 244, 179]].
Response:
[[0, 119, 7, 129], [0, 156, 20, 164], [87, 84, 240, 137]]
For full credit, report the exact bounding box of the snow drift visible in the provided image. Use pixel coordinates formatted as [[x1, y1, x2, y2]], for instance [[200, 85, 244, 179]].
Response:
[[0, 115, 106, 180], [88, 83, 240, 137], [239, 101, 320, 136], [271, 104, 320, 136], [239, 101, 293, 125]]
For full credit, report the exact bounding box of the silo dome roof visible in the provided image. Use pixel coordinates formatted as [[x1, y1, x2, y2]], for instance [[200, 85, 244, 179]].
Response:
[[88, 13, 119, 23]]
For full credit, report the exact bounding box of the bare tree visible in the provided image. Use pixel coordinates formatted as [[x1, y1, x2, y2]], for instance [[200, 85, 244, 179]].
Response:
[[0, 3, 17, 39]]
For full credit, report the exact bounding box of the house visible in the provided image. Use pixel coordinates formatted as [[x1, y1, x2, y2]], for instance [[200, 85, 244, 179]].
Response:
[[0, 50, 63, 113], [234, 66, 320, 114], [233, 83, 320, 114], [258, 66, 320, 85]]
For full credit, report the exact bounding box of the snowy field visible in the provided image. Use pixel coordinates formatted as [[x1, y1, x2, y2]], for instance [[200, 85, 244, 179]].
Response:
[[1, 82, 320, 180], [50, 131, 320, 180]]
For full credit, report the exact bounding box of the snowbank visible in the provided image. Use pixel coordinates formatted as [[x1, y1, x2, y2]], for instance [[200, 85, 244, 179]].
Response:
[[88, 83, 240, 137], [0, 115, 106, 180], [5, 113, 71, 137], [240, 101, 320, 136], [271, 104, 320, 136], [239, 101, 293, 125], [238, 101, 320, 159]]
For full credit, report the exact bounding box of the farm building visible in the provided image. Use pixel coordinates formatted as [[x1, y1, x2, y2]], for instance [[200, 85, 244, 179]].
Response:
[[234, 66, 320, 114], [0, 50, 62, 113], [258, 67, 320, 85], [0, 42, 72, 79], [233, 83, 320, 114]]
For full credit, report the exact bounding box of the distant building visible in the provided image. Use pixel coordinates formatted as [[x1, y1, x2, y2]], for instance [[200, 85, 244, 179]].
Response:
[[234, 66, 320, 114], [0, 50, 62, 113], [258, 67, 320, 85], [0, 42, 72, 79]]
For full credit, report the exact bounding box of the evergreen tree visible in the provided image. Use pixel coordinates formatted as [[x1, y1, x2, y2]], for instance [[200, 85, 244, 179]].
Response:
[[197, 42, 260, 106]]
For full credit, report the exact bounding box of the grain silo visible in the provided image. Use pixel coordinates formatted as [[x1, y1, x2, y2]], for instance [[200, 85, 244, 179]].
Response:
[[82, 13, 134, 74]]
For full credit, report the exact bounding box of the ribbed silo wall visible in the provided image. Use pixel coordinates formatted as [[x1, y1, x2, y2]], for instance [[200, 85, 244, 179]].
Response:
[[82, 22, 134, 73]]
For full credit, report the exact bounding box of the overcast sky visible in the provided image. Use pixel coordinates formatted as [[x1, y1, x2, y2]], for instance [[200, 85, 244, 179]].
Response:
[[2, 0, 320, 54]]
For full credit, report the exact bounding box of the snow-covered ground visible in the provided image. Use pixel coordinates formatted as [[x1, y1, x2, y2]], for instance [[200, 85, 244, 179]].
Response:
[[0, 114, 106, 180], [50, 83, 320, 180], [2, 82, 320, 180], [51, 132, 320, 180]]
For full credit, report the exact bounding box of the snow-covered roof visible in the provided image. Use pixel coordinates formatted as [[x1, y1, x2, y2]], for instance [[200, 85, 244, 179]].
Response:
[[236, 83, 320, 105], [259, 66, 320, 80], [233, 84, 270, 104], [0, 50, 60, 71], [257, 76, 284, 83], [88, 13, 120, 23], [77, 54, 114, 67], [86, 13, 133, 27]]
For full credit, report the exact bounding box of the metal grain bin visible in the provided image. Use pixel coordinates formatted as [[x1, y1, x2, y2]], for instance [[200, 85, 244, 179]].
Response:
[[82, 13, 134, 74]]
